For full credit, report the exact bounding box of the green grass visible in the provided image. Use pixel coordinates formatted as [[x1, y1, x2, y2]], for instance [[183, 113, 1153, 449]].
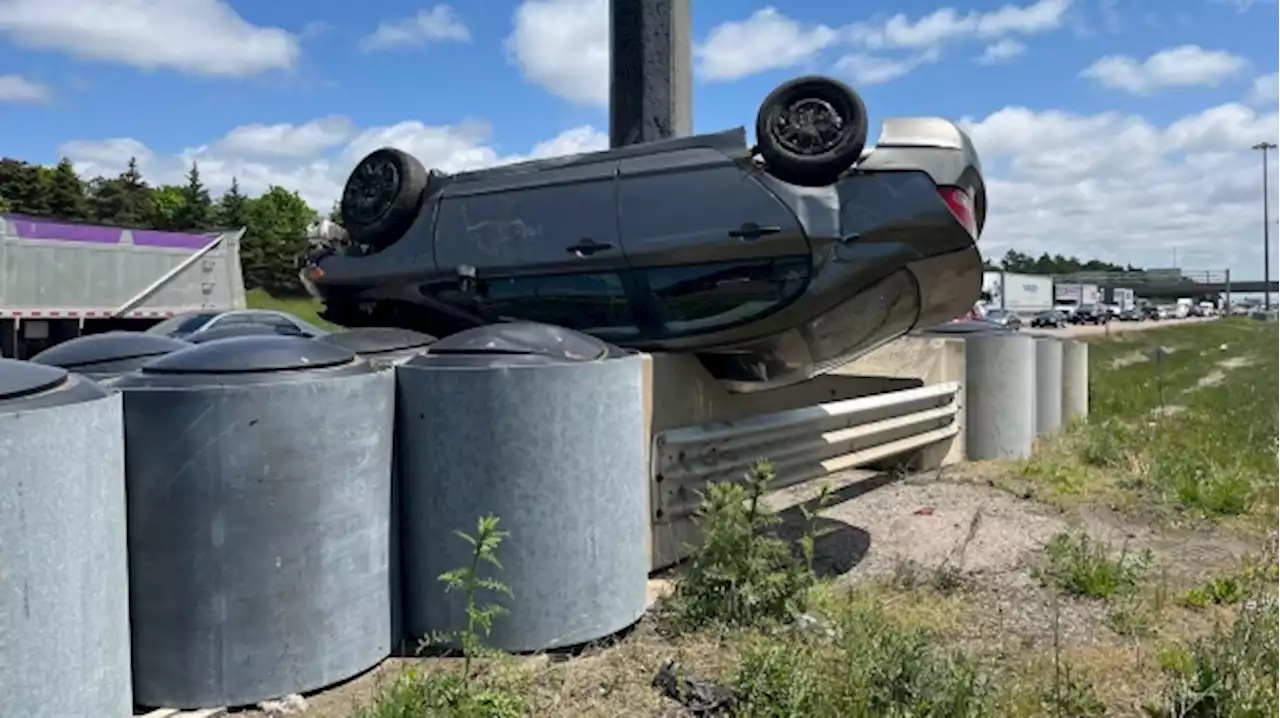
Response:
[[1019, 319, 1278, 521], [1035, 531, 1151, 600], [245, 288, 339, 331]]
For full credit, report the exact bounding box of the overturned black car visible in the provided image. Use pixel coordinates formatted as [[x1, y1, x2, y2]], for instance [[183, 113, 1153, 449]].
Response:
[[301, 76, 987, 392]]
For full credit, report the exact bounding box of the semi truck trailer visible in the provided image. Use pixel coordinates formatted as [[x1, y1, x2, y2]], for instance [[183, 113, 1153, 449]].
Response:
[[0, 213, 246, 359]]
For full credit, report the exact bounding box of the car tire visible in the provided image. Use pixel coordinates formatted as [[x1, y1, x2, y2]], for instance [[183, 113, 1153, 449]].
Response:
[[755, 76, 868, 187], [340, 147, 429, 250]]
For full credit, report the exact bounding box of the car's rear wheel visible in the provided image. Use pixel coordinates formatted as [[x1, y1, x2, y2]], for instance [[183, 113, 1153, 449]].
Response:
[[755, 76, 868, 187], [340, 148, 429, 250]]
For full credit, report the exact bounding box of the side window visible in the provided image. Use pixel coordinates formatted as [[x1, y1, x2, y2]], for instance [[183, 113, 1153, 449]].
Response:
[[210, 314, 254, 327], [645, 257, 810, 337], [481, 273, 639, 339]]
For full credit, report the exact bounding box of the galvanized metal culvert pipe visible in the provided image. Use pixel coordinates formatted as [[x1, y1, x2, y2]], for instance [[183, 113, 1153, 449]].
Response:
[[115, 335, 396, 709], [1062, 339, 1090, 422], [314, 326, 437, 646], [0, 360, 132, 717], [397, 322, 648, 653], [964, 333, 1037, 460], [29, 330, 191, 384], [316, 327, 436, 367], [1035, 337, 1064, 436]]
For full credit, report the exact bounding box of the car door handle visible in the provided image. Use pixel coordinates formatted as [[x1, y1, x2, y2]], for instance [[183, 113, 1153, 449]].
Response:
[[728, 223, 782, 240], [565, 239, 614, 257]]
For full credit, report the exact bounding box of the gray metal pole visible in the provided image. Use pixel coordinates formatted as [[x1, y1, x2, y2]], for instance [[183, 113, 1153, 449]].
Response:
[[1061, 339, 1089, 423], [609, 0, 693, 148], [1254, 142, 1275, 311], [1035, 338, 1064, 436], [965, 333, 1036, 460]]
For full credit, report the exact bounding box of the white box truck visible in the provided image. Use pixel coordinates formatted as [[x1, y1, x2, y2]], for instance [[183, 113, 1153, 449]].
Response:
[[0, 213, 246, 359], [1054, 282, 1101, 309], [983, 271, 1054, 313]]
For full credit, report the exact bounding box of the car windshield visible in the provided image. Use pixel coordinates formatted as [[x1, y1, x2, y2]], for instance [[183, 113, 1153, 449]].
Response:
[[1079, 304, 1098, 312], [146, 312, 219, 336], [986, 309, 1009, 318]]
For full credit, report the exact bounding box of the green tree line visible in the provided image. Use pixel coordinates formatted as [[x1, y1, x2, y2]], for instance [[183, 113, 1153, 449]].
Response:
[[0, 156, 315, 296], [983, 249, 1142, 275]]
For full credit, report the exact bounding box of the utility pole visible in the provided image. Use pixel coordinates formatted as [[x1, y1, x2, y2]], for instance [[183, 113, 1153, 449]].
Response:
[[1252, 141, 1276, 311], [609, 0, 692, 148]]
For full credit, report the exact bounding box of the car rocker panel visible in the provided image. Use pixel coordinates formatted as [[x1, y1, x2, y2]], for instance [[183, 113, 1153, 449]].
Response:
[[302, 76, 986, 392]]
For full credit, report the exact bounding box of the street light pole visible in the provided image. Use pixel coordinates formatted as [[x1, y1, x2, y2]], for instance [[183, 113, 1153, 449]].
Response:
[[1252, 141, 1276, 311]]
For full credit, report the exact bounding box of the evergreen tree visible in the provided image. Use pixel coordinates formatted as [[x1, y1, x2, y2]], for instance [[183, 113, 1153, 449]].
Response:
[[174, 161, 213, 231], [215, 177, 250, 229], [0, 160, 51, 216], [147, 185, 186, 230], [91, 157, 151, 226], [241, 185, 317, 294], [46, 158, 90, 221]]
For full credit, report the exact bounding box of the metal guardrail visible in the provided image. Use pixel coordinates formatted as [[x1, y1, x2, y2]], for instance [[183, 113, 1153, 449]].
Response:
[[651, 382, 961, 522]]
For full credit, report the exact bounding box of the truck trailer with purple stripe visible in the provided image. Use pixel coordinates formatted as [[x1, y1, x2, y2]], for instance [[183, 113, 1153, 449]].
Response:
[[0, 214, 246, 358]]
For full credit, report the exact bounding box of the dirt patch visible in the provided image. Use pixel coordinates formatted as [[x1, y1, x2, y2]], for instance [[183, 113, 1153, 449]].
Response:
[[1194, 369, 1227, 389], [1109, 350, 1149, 369], [1218, 356, 1254, 370], [1187, 355, 1255, 391], [1150, 404, 1187, 418]]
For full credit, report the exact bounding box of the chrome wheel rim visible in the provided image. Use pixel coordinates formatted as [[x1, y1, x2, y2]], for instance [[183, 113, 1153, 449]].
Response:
[[773, 97, 845, 155]]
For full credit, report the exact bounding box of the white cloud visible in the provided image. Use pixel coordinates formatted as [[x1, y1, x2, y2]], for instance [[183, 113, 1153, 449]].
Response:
[[0, 73, 50, 101], [505, 0, 609, 106], [1080, 45, 1248, 95], [359, 5, 471, 52], [976, 38, 1026, 65], [835, 50, 939, 85], [1247, 72, 1279, 105], [695, 8, 838, 82], [58, 119, 608, 211], [0, 0, 300, 77], [960, 102, 1280, 275], [846, 0, 1072, 51], [505, 0, 1073, 104], [214, 116, 356, 159]]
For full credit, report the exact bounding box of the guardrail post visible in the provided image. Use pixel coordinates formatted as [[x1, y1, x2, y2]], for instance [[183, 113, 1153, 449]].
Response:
[[1062, 339, 1089, 422], [1035, 337, 1064, 436], [965, 334, 1036, 460]]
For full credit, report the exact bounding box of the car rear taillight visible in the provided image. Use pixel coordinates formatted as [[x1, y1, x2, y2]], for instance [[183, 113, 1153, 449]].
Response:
[[938, 186, 978, 238]]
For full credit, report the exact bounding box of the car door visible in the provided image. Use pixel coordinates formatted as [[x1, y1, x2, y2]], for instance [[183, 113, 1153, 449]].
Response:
[[616, 148, 813, 339], [616, 148, 810, 268], [429, 156, 643, 342]]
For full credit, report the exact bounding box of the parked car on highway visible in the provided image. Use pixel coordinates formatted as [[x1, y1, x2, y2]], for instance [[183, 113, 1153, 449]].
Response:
[[301, 76, 988, 391], [1071, 304, 1106, 325], [1030, 310, 1067, 328], [146, 309, 328, 341], [983, 308, 1022, 330], [1117, 308, 1143, 322]]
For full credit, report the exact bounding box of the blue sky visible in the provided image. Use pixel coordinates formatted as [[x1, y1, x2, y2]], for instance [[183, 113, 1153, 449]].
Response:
[[0, 0, 1276, 278]]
